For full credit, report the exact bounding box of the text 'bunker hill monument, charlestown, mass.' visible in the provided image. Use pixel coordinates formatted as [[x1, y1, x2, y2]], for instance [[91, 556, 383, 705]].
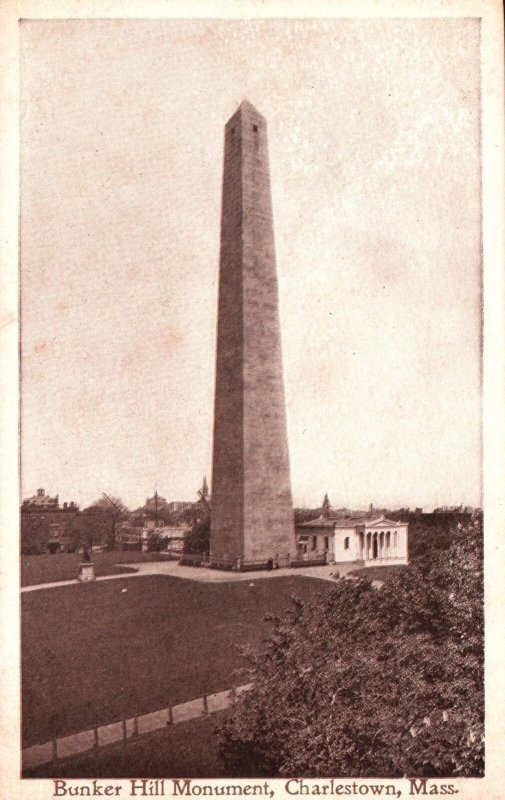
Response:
[[210, 100, 295, 569]]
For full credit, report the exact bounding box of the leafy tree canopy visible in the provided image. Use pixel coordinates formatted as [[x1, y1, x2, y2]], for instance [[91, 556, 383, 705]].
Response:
[[184, 517, 210, 554], [82, 496, 130, 550], [85, 496, 130, 516], [219, 515, 483, 778]]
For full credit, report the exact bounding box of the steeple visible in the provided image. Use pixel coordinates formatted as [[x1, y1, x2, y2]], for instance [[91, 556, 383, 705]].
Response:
[[321, 493, 331, 518]]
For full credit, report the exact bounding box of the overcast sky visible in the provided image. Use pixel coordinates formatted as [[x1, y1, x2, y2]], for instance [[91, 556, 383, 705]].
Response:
[[20, 18, 481, 511]]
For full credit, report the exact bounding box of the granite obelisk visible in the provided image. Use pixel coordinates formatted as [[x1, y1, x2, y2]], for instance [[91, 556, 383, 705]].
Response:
[[210, 100, 294, 568]]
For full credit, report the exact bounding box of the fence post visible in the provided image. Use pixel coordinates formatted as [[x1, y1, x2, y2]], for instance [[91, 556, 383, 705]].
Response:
[[52, 739, 57, 762], [168, 706, 173, 725], [203, 694, 209, 716]]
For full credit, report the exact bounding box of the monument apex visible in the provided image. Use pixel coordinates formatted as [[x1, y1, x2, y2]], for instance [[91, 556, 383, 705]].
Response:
[[210, 100, 294, 569]]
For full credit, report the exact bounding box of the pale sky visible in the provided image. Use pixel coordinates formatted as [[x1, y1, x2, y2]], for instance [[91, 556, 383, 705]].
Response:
[[20, 18, 482, 511]]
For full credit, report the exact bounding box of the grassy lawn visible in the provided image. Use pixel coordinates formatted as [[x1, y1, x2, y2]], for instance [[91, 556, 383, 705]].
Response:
[[22, 574, 329, 748], [21, 551, 173, 587], [24, 712, 228, 778], [349, 564, 410, 582]]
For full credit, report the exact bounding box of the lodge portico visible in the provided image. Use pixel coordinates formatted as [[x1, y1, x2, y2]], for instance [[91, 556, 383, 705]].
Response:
[[360, 527, 404, 562]]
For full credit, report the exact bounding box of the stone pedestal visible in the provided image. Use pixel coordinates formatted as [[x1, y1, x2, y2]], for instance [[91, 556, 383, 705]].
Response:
[[78, 562, 96, 582]]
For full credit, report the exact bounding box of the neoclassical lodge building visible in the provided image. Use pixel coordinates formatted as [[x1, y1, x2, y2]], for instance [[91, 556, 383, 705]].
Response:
[[295, 514, 409, 566]]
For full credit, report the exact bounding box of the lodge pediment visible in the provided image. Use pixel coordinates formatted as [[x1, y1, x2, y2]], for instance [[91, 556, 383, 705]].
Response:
[[364, 514, 405, 528]]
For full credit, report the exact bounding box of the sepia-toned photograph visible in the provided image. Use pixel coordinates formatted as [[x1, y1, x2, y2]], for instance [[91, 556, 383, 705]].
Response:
[[13, 9, 493, 788]]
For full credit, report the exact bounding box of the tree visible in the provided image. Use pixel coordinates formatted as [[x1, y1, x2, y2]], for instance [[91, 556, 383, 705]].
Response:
[[294, 507, 320, 524], [218, 515, 483, 778], [407, 512, 472, 564], [146, 531, 165, 552], [184, 516, 210, 554], [84, 496, 130, 551], [20, 513, 50, 554]]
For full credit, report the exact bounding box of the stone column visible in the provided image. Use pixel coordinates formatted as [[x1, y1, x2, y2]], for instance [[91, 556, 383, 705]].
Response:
[[210, 100, 294, 566]]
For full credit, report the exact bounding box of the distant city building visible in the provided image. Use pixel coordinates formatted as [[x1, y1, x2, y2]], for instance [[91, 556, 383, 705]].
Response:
[[118, 517, 190, 552], [433, 505, 466, 514], [116, 522, 141, 549], [21, 487, 78, 516], [47, 523, 72, 554], [22, 487, 60, 510], [295, 514, 409, 566], [144, 492, 168, 512], [167, 501, 193, 512], [158, 525, 189, 553], [21, 488, 79, 554]]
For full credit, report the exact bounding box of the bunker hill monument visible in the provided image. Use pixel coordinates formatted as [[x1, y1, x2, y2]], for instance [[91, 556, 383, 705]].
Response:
[[210, 100, 295, 568]]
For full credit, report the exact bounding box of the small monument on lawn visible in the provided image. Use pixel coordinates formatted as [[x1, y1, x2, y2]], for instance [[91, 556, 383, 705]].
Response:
[[78, 543, 96, 581]]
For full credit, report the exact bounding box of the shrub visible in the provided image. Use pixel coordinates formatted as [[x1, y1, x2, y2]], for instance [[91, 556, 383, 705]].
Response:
[[219, 516, 484, 778], [184, 517, 210, 554]]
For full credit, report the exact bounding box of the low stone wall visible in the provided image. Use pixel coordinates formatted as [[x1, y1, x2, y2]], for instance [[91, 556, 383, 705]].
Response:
[[22, 683, 253, 771], [289, 557, 327, 568]]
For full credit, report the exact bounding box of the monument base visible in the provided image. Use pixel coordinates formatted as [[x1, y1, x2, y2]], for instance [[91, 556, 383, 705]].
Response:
[[78, 562, 96, 582], [207, 556, 287, 572]]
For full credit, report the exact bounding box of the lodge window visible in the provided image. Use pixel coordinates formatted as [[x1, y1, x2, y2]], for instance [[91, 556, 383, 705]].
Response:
[[311, 536, 317, 551], [253, 124, 258, 132], [324, 536, 329, 550], [344, 537, 350, 550]]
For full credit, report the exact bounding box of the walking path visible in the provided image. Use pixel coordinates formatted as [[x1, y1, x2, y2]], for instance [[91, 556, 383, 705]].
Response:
[[23, 683, 253, 771], [21, 559, 360, 593]]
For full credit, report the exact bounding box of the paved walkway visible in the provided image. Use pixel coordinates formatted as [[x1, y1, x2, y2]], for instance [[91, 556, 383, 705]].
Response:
[[21, 559, 360, 593]]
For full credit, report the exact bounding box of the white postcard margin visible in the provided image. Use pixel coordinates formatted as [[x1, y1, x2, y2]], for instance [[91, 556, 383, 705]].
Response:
[[0, 1, 503, 799]]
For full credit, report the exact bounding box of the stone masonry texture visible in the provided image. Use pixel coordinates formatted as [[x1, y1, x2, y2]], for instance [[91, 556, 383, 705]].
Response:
[[210, 100, 294, 565]]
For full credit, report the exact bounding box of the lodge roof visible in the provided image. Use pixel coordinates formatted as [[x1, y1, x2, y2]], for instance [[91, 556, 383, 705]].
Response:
[[296, 514, 407, 530], [296, 515, 339, 529]]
